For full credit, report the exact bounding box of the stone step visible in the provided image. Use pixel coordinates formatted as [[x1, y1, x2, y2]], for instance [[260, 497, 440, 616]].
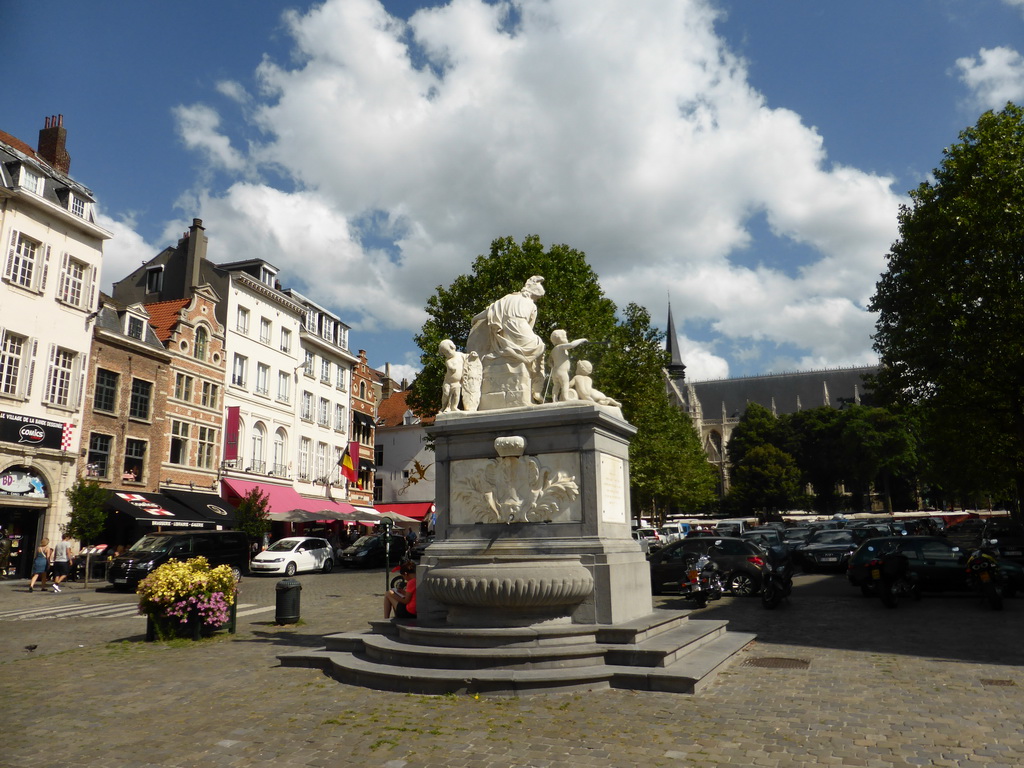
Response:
[[279, 629, 754, 696], [603, 619, 730, 668], [359, 632, 607, 670]]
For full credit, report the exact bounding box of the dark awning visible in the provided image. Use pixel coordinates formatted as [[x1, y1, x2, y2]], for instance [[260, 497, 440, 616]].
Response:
[[353, 411, 374, 430], [162, 490, 238, 528], [106, 492, 213, 529], [359, 458, 375, 472]]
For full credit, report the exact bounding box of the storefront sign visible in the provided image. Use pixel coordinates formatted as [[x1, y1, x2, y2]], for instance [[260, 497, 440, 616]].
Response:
[[0, 411, 69, 451], [0, 467, 47, 498]]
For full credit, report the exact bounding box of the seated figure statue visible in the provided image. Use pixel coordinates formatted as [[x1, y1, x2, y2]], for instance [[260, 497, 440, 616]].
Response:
[[569, 360, 621, 407], [465, 276, 547, 410]]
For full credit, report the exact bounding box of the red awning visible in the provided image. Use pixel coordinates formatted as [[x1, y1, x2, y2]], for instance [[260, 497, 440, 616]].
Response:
[[221, 478, 356, 520], [374, 502, 435, 521]]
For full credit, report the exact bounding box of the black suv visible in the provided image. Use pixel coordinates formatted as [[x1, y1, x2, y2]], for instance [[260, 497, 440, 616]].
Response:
[[338, 534, 407, 569], [107, 530, 249, 590]]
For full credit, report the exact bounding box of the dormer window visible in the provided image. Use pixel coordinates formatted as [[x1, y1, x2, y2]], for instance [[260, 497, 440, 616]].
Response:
[[127, 316, 145, 340], [260, 266, 276, 286], [69, 194, 87, 218], [146, 266, 164, 293], [18, 166, 41, 195]]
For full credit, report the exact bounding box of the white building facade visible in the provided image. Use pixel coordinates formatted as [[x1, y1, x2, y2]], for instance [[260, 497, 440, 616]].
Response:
[[0, 117, 110, 571]]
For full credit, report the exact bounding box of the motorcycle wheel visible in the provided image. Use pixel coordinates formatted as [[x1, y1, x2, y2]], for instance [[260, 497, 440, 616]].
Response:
[[761, 583, 782, 609], [693, 593, 708, 609]]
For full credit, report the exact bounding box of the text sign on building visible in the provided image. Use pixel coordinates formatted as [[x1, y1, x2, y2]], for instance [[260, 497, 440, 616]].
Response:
[[0, 411, 67, 451]]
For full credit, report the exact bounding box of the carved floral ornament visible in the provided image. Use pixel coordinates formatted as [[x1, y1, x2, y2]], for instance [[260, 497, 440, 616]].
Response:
[[450, 436, 580, 524]]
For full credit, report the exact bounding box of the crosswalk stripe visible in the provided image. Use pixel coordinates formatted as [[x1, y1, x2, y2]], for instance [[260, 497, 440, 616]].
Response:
[[0, 602, 262, 621]]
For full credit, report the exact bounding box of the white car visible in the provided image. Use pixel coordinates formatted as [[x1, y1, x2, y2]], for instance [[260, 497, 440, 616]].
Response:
[[250, 537, 334, 576]]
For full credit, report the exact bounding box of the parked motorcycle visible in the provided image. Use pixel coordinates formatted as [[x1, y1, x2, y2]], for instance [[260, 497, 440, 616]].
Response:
[[864, 542, 918, 608], [678, 553, 724, 608], [966, 540, 1006, 610], [760, 545, 794, 609]]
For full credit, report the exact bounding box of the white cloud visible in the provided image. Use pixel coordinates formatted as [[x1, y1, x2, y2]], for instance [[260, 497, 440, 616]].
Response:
[[161, 0, 903, 376], [956, 46, 1024, 111], [96, 211, 160, 293]]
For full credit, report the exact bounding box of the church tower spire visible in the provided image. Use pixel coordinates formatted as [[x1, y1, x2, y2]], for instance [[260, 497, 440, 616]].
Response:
[[666, 303, 686, 381]]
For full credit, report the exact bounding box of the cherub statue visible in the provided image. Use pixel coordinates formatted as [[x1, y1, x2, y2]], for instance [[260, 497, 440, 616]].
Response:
[[548, 329, 587, 402], [569, 360, 621, 407], [439, 339, 467, 412], [461, 351, 482, 412]]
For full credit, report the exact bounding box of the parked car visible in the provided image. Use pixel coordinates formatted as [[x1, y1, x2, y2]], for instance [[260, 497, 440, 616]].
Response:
[[742, 528, 785, 553], [250, 537, 334, 576], [782, 526, 815, 547], [632, 527, 662, 550], [658, 522, 691, 544], [107, 530, 249, 590], [983, 520, 1024, 564], [338, 534, 407, 569], [793, 528, 881, 573], [648, 536, 765, 596], [847, 535, 1024, 596]]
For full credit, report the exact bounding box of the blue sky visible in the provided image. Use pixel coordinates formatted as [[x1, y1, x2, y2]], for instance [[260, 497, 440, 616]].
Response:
[[6, 0, 1024, 383]]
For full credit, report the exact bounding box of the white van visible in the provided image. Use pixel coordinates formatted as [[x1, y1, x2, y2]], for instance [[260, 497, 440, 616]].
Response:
[[714, 518, 756, 537], [658, 522, 691, 543]]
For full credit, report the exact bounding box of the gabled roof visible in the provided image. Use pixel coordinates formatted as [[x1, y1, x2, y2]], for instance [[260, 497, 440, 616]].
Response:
[[377, 389, 434, 427], [0, 130, 37, 159], [144, 299, 190, 342]]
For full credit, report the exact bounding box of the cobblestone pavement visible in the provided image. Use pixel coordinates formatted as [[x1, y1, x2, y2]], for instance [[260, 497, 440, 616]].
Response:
[[2, 569, 1023, 768]]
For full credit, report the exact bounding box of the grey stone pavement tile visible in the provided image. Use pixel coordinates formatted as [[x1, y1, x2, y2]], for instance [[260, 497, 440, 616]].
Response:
[[1, 569, 1023, 767]]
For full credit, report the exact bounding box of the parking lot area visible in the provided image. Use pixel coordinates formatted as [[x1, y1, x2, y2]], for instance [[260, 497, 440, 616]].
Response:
[[2, 568, 1024, 767]]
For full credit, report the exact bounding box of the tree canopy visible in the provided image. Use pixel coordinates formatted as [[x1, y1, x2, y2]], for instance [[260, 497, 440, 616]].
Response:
[[408, 235, 717, 518], [869, 103, 1024, 512], [64, 478, 108, 544]]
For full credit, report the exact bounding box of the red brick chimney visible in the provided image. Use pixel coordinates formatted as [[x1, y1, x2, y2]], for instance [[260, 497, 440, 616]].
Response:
[[37, 115, 71, 175]]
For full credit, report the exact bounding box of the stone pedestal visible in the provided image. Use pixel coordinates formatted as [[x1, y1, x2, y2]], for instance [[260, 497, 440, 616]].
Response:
[[418, 401, 652, 627]]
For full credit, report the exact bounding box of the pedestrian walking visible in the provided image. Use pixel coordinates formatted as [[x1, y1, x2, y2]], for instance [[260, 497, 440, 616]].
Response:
[[51, 533, 75, 593], [0, 528, 11, 579], [28, 538, 53, 593]]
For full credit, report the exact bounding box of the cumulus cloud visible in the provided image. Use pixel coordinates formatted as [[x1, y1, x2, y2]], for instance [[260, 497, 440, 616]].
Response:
[[96, 211, 160, 292], [163, 0, 902, 377], [956, 46, 1024, 111]]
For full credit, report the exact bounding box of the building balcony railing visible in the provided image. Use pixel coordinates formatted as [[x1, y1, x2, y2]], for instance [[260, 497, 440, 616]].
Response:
[[246, 460, 267, 474]]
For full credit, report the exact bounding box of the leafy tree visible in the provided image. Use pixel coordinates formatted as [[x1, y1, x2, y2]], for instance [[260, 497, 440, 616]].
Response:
[[408, 235, 715, 517], [837, 406, 918, 513], [235, 487, 271, 549], [787, 407, 846, 513], [64, 478, 108, 544], [726, 402, 791, 468], [870, 103, 1024, 514], [728, 444, 803, 514]]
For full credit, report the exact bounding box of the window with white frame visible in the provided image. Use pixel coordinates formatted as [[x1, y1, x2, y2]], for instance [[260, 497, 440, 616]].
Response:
[[305, 307, 316, 332], [236, 306, 250, 334], [259, 317, 272, 344], [255, 363, 270, 396], [58, 255, 90, 308], [321, 358, 331, 383], [301, 391, 314, 421], [19, 165, 41, 194], [277, 371, 290, 403], [45, 347, 77, 407], [334, 403, 345, 432], [197, 426, 217, 469], [298, 438, 311, 481], [250, 424, 266, 472], [126, 316, 145, 340], [170, 420, 190, 465], [336, 366, 347, 391], [318, 397, 330, 427], [272, 430, 286, 476], [174, 373, 193, 402], [4, 232, 48, 292], [70, 194, 87, 218], [260, 266, 276, 286], [0, 331, 30, 398], [280, 328, 291, 353], [232, 354, 248, 387], [303, 350, 314, 377], [320, 317, 334, 343], [316, 441, 328, 480], [146, 266, 164, 293]]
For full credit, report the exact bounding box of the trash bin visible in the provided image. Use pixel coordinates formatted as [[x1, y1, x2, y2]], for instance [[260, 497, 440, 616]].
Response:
[[275, 577, 302, 625]]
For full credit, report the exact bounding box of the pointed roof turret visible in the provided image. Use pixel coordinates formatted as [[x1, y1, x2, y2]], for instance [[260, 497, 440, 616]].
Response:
[[665, 303, 686, 381]]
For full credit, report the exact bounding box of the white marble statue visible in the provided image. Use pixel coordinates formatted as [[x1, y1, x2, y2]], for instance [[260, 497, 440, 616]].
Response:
[[439, 339, 467, 413], [548, 329, 587, 402], [465, 275, 548, 409], [461, 351, 482, 412], [570, 360, 621, 407]]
